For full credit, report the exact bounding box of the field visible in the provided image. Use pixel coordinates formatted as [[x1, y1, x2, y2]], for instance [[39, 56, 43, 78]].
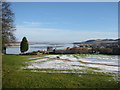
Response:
[[2, 54, 119, 88]]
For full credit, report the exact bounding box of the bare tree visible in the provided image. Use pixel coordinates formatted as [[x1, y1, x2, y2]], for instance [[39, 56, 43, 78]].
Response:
[[1, 1, 16, 54]]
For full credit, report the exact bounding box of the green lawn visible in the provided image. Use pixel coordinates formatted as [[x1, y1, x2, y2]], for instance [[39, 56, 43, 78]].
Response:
[[2, 55, 119, 88]]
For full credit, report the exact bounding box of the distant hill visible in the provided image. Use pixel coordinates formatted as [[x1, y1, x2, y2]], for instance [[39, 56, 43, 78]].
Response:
[[73, 39, 119, 45]]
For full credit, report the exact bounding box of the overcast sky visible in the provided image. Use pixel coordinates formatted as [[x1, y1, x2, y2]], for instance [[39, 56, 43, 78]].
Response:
[[11, 2, 118, 43]]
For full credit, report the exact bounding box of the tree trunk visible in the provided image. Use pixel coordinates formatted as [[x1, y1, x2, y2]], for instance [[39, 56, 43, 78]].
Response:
[[2, 47, 6, 54]]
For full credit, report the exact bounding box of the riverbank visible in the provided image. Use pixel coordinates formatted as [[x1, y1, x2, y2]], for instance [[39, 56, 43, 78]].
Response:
[[2, 54, 119, 88], [4, 43, 34, 46]]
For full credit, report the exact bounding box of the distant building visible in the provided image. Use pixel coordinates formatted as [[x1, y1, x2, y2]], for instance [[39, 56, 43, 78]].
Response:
[[47, 46, 53, 51]]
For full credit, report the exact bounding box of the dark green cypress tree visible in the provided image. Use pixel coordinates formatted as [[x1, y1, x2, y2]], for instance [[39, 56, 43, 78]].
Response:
[[20, 37, 29, 53]]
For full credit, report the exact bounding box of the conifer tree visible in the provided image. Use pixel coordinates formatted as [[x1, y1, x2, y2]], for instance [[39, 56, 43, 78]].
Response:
[[20, 37, 29, 53]]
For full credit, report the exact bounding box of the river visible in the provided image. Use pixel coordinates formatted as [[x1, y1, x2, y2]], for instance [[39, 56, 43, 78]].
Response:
[[6, 43, 73, 54]]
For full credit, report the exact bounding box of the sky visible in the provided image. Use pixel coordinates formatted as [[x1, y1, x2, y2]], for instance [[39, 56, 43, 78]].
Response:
[[11, 2, 118, 43]]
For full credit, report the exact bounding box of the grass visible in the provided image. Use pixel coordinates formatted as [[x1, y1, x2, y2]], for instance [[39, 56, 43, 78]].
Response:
[[2, 55, 119, 88], [71, 65, 101, 70], [23, 68, 85, 73]]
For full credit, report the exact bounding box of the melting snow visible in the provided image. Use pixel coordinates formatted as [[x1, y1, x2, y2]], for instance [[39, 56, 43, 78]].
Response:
[[79, 55, 118, 66], [25, 60, 85, 70], [31, 70, 84, 73], [23, 54, 119, 73], [44, 55, 59, 58]]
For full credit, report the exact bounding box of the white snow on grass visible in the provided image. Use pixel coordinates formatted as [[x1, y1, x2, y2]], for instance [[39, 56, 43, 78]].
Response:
[[85, 55, 118, 61], [45, 55, 118, 65], [25, 60, 86, 70], [31, 70, 84, 73], [60, 55, 78, 61], [79, 58, 118, 66], [23, 54, 119, 73], [85, 64, 119, 73], [44, 55, 59, 58], [77, 55, 119, 66], [45, 55, 78, 61]]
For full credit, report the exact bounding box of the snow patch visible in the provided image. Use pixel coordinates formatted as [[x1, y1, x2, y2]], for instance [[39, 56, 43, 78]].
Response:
[[25, 60, 85, 70], [31, 70, 84, 73], [22, 54, 119, 73]]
